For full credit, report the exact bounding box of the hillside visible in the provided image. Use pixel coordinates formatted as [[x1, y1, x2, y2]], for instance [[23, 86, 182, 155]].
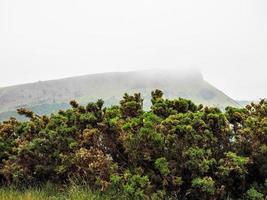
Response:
[[0, 69, 239, 120]]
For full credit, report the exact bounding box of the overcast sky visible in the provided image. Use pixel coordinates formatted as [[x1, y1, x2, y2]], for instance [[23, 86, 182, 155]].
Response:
[[0, 0, 266, 100]]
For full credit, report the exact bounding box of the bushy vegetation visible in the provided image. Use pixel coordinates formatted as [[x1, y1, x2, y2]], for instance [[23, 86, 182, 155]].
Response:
[[0, 90, 266, 199]]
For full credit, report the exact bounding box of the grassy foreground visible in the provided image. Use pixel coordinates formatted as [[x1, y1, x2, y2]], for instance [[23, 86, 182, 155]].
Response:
[[0, 184, 122, 200]]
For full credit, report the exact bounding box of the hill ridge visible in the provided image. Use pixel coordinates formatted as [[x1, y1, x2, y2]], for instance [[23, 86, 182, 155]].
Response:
[[0, 69, 239, 121]]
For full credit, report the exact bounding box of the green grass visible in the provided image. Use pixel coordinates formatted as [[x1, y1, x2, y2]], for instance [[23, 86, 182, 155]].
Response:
[[0, 184, 125, 200]]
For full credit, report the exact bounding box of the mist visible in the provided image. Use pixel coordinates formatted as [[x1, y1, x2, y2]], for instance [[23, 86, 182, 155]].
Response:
[[0, 0, 266, 100]]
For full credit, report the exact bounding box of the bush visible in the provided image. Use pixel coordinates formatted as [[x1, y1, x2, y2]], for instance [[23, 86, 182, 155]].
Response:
[[246, 187, 264, 200], [0, 90, 266, 199]]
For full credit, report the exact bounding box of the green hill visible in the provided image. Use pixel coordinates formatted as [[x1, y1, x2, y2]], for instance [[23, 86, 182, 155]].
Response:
[[0, 69, 239, 121]]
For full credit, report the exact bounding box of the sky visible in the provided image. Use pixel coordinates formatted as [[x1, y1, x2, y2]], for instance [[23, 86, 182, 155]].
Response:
[[0, 0, 266, 100]]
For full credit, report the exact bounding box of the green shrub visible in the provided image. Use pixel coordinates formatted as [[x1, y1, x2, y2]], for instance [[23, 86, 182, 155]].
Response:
[[191, 177, 215, 194], [0, 90, 267, 199], [246, 187, 264, 200], [155, 157, 170, 176]]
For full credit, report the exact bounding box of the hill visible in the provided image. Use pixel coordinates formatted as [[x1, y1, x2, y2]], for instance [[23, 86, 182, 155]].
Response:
[[0, 69, 239, 121], [236, 100, 261, 107]]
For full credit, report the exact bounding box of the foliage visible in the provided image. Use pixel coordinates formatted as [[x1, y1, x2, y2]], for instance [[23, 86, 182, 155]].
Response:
[[246, 187, 264, 200], [155, 157, 170, 176], [0, 90, 266, 199], [190, 177, 215, 198]]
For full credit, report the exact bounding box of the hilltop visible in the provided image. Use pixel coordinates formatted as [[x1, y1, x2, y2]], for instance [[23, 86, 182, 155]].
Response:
[[0, 69, 239, 120]]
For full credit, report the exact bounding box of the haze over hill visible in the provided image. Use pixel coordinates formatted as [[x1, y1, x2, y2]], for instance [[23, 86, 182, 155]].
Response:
[[1, 0, 267, 101], [0, 69, 239, 121]]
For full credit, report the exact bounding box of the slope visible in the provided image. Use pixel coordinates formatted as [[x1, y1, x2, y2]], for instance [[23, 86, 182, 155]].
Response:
[[0, 69, 240, 121]]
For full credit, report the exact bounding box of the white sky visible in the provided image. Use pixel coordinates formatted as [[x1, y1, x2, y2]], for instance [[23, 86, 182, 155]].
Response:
[[0, 0, 266, 100]]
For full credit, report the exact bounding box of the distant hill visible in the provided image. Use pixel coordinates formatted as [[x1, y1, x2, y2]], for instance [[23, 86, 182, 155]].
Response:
[[0, 69, 240, 121], [236, 100, 260, 107]]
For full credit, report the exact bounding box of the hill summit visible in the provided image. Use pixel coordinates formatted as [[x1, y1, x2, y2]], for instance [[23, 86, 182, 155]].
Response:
[[0, 69, 239, 120]]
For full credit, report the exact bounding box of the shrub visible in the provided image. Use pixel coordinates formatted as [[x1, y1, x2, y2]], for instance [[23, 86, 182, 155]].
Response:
[[0, 90, 266, 199], [246, 187, 264, 200]]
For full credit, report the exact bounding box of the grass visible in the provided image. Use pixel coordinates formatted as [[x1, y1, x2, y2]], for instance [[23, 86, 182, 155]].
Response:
[[0, 184, 124, 200]]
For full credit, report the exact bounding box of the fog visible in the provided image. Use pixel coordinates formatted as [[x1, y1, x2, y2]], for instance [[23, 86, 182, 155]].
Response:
[[0, 0, 266, 100]]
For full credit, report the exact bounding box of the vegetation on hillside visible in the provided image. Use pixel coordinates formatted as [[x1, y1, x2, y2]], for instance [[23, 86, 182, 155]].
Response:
[[0, 90, 266, 199], [0, 103, 69, 122]]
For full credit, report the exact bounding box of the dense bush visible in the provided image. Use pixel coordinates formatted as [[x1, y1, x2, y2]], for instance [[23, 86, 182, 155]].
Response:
[[0, 90, 266, 199]]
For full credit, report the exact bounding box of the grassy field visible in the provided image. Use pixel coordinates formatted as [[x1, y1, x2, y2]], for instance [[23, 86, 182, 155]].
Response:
[[0, 184, 124, 200]]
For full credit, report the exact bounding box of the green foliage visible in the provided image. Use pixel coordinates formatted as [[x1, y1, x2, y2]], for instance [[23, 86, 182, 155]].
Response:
[[155, 157, 170, 176], [109, 171, 151, 199], [122, 172, 150, 199], [191, 177, 215, 195], [0, 90, 266, 199], [120, 93, 143, 118], [246, 187, 264, 200], [218, 152, 249, 177], [184, 147, 216, 175]]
